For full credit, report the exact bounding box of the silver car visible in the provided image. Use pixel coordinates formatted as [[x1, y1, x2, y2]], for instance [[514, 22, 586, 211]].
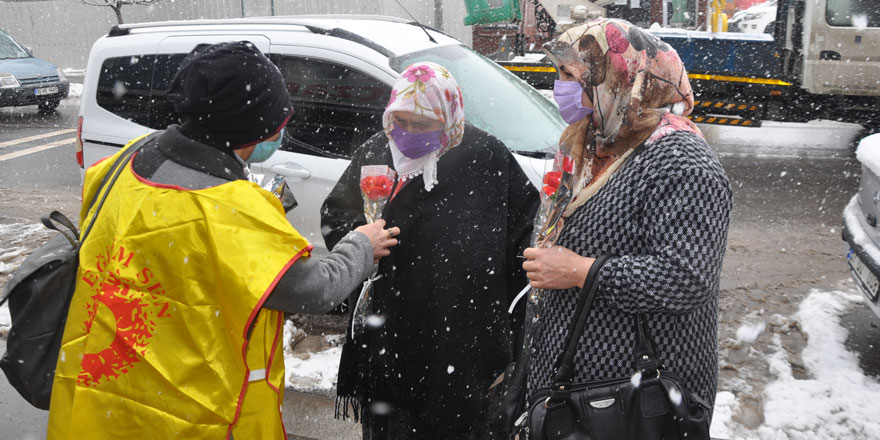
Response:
[[843, 133, 880, 319]]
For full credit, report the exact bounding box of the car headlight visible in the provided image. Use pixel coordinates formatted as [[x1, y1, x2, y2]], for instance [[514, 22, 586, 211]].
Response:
[[56, 67, 67, 82], [0, 73, 20, 88]]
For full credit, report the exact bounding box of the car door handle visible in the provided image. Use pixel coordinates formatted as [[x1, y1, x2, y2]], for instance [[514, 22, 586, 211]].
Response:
[[820, 50, 841, 61], [271, 162, 312, 181]]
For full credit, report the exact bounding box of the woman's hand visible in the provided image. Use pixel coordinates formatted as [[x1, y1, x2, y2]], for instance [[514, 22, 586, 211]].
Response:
[[355, 220, 400, 263], [522, 246, 595, 290]]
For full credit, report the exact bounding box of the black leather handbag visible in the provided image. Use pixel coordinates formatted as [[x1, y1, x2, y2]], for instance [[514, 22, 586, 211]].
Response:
[[526, 255, 712, 440]]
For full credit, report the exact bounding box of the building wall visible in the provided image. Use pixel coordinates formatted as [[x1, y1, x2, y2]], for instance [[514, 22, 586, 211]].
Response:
[[0, 0, 472, 70]]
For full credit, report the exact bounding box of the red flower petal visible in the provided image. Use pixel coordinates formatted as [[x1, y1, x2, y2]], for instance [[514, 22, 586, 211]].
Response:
[[562, 156, 574, 173], [542, 171, 562, 196], [360, 175, 394, 199]]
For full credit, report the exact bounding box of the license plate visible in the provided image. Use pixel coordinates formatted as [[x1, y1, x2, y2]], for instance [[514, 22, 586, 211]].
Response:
[[848, 250, 880, 302], [34, 86, 58, 96]]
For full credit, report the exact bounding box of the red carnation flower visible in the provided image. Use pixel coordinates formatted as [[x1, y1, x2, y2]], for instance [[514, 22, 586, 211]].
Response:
[[542, 171, 562, 196], [360, 175, 394, 200]]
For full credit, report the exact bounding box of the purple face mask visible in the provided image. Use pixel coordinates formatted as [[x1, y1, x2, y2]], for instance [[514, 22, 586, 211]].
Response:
[[390, 125, 443, 159], [553, 80, 594, 125]]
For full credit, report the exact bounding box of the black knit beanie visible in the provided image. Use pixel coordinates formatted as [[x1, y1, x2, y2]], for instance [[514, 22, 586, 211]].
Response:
[[167, 41, 293, 151]]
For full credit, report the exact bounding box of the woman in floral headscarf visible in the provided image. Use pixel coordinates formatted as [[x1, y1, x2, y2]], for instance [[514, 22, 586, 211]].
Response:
[[522, 18, 732, 417], [322, 62, 538, 439]]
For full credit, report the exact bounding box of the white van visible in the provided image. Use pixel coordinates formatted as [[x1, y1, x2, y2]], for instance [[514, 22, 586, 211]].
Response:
[[76, 15, 564, 255]]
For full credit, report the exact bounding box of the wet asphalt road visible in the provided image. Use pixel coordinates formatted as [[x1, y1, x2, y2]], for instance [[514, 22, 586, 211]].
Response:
[[0, 98, 81, 192]]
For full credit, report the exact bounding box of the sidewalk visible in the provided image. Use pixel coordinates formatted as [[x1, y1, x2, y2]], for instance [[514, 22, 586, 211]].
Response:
[[283, 389, 360, 440]]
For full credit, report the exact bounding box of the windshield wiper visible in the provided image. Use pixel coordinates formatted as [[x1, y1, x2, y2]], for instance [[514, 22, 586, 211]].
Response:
[[284, 134, 350, 160], [513, 150, 554, 159]]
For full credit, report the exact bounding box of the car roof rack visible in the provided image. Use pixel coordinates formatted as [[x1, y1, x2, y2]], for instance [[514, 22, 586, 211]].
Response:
[[302, 26, 393, 58], [108, 15, 410, 35], [105, 15, 415, 57]]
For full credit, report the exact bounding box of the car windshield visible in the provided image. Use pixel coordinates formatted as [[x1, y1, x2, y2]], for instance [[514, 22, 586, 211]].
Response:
[[390, 44, 565, 155], [0, 31, 30, 59], [827, 0, 880, 27]]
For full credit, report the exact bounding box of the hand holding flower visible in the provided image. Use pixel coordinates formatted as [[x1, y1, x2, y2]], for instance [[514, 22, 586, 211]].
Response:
[[355, 219, 400, 264], [522, 246, 595, 290], [352, 165, 397, 339]]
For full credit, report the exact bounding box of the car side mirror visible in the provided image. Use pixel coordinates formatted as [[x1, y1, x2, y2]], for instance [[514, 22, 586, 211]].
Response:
[[24, 46, 33, 56]]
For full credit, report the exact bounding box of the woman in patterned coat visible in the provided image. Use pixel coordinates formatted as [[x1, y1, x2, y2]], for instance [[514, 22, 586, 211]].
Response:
[[521, 18, 732, 414]]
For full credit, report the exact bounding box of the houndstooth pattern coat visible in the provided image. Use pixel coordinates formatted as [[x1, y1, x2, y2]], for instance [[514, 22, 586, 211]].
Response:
[[527, 130, 732, 410]]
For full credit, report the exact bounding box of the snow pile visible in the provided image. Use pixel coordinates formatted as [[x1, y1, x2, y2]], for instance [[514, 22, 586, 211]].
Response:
[[67, 83, 84, 99], [284, 346, 342, 391], [282, 320, 343, 393], [856, 133, 880, 177], [711, 391, 738, 439], [735, 321, 767, 344], [0, 222, 44, 276], [61, 68, 84, 77], [0, 221, 52, 334], [742, 289, 880, 439]]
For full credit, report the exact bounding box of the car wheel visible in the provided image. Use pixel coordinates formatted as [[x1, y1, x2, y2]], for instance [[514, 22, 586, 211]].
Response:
[[38, 99, 60, 113]]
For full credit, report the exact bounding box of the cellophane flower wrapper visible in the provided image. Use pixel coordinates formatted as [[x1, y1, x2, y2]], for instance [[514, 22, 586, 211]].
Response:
[[521, 146, 575, 364], [531, 149, 575, 250], [352, 165, 396, 339]]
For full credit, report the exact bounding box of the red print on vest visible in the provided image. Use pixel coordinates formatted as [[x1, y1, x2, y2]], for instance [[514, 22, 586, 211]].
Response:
[[77, 243, 171, 387]]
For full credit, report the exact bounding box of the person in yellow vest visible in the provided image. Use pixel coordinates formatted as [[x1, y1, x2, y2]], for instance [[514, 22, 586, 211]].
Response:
[[47, 41, 399, 440]]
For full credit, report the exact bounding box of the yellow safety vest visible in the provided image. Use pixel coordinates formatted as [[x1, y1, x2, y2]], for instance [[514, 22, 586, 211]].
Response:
[[48, 137, 311, 439]]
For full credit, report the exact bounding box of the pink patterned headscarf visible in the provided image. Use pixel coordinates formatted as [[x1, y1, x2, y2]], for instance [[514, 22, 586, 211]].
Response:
[[382, 62, 465, 191], [545, 17, 701, 151], [543, 18, 704, 215]]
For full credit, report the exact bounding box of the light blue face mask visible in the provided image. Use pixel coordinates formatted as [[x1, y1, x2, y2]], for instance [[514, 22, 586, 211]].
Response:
[[247, 128, 285, 163]]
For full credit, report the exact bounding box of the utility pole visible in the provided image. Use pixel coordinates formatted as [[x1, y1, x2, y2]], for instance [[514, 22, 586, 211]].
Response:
[[434, 0, 443, 31]]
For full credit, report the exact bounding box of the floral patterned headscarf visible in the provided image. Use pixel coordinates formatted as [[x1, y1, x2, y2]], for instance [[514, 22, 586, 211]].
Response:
[[543, 18, 702, 215], [382, 62, 465, 192]]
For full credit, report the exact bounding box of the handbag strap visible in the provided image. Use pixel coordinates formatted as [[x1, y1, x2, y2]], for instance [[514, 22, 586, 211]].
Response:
[[77, 133, 155, 251], [551, 255, 661, 385]]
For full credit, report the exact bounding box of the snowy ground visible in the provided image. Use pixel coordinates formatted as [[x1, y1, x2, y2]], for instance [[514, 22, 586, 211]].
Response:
[[7, 214, 874, 439], [712, 289, 880, 439], [0, 221, 53, 336], [8, 240, 873, 439], [272, 286, 880, 440]]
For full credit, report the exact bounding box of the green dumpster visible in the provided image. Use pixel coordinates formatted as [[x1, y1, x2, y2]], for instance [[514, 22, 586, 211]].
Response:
[[463, 0, 521, 25]]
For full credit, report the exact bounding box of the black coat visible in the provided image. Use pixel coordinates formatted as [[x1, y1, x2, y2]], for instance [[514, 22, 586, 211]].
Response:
[[322, 126, 539, 436]]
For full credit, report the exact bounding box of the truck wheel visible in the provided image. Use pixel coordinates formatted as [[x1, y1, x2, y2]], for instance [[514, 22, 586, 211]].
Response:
[[38, 99, 60, 113]]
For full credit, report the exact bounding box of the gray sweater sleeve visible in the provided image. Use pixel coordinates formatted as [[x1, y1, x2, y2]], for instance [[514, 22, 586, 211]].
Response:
[[263, 231, 373, 313]]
